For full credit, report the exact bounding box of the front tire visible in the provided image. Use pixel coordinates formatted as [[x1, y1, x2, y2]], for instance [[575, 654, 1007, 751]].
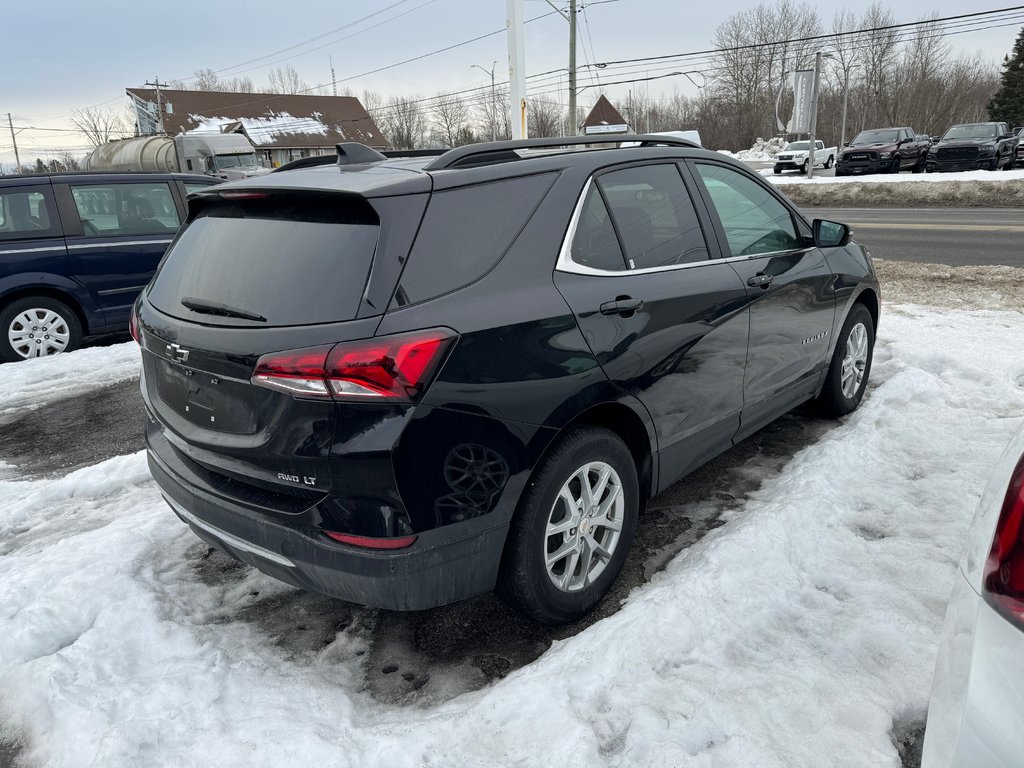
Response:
[[497, 426, 639, 625], [0, 296, 82, 363], [800, 160, 808, 174], [815, 303, 874, 417]]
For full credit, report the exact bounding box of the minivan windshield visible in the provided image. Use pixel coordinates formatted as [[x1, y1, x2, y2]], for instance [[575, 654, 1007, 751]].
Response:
[[851, 129, 898, 144], [943, 124, 998, 140], [147, 193, 379, 326]]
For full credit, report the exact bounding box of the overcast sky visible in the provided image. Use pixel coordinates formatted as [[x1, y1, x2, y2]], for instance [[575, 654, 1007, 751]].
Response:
[[1, 0, 1020, 166]]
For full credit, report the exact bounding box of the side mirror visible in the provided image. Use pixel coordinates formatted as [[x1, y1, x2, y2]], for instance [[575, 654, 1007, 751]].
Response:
[[843, 142, 852, 147], [813, 219, 851, 248]]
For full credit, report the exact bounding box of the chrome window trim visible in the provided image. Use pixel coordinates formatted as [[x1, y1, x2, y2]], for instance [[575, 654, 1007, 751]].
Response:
[[97, 284, 149, 296], [554, 175, 809, 277], [67, 239, 173, 249], [0, 245, 66, 255]]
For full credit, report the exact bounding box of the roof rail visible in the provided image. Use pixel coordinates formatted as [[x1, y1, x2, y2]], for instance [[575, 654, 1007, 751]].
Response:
[[382, 148, 446, 159], [271, 155, 336, 173], [422, 134, 699, 171]]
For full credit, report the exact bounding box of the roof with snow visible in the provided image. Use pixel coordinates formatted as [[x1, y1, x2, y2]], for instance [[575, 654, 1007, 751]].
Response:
[[581, 95, 629, 133], [126, 88, 386, 149]]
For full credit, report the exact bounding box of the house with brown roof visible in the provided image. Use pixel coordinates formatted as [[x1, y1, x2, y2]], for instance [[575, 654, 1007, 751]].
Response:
[[581, 95, 631, 135], [126, 88, 387, 167]]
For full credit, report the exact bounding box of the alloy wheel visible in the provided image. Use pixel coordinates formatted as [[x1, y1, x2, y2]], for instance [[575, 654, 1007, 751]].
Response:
[[840, 322, 869, 399], [544, 461, 624, 592]]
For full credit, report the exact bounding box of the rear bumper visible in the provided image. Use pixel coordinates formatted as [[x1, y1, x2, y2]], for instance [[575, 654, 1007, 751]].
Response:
[[148, 440, 510, 611], [922, 568, 1024, 767]]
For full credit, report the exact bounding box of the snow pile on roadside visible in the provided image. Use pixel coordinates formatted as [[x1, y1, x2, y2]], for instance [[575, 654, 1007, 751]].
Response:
[[2, 307, 1024, 767], [0, 342, 139, 417], [768, 167, 1024, 185], [718, 136, 787, 161], [777, 174, 1024, 208]]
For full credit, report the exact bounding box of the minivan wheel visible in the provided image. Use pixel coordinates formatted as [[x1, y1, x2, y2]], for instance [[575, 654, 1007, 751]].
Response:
[[497, 426, 639, 625], [0, 297, 82, 362], [815, 303, 874, 417]]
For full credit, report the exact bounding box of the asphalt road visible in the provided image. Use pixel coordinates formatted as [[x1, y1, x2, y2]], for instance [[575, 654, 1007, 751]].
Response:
[[802, 207, 1024, 267]]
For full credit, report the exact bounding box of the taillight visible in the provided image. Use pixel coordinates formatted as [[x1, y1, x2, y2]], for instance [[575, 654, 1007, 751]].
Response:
[[251, 328, 456, 402], [129, 305, 140, 344], [322, 531, 417, 549], [983, 454, 1024, 628]]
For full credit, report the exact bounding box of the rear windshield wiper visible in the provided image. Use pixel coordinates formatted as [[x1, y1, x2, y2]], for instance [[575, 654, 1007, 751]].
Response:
[[181, 297, 266, 322]]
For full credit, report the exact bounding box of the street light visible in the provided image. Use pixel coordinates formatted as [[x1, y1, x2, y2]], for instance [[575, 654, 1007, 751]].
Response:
[[471, 61, 498, 142]]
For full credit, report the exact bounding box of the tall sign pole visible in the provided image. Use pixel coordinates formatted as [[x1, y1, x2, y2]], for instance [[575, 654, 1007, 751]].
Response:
[[507, 0, 527, 139], [807, 51, 822, 179]]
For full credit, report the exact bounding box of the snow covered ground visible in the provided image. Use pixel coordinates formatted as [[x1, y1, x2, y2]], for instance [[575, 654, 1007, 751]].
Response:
[[2, 306, 1024, 767]]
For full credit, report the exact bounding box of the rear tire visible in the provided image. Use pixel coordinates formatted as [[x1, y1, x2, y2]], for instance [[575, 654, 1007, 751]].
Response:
[[497, 426, 639, 625], [815, 303, 874, 418], [825, 155, 834, 169], [0, 296, 82, 363]]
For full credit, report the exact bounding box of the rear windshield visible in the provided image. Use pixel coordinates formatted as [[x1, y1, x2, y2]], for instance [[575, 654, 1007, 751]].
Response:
[[147, 193, 379, 326]]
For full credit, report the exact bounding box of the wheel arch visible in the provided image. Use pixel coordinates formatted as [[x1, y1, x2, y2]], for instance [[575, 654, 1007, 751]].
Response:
[[561, 400, 657, 501], [853, 286, 879, 331], [0, 286, 91, 336]]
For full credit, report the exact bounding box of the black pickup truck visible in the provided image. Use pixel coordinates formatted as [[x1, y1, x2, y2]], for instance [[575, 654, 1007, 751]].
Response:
[[926, 122, 1018, 172], [835, 127, 928, 175]]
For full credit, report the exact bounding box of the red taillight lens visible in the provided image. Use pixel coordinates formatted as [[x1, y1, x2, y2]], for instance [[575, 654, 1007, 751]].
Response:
[[322, 531, 417, 549], [983, 455, 1024, 628], [251, 329, 455, 402], [129, 306, 140, 344]]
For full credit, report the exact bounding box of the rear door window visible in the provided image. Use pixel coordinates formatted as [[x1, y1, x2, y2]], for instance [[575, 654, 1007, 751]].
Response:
[[147, 192, 379, 326], [596, 164, 709, 269], [70, 182, 180, 237], [0, 186, 61, 240]]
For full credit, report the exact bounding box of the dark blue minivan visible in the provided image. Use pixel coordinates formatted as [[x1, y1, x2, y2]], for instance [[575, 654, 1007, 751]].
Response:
[[0, 172, 219, 361]]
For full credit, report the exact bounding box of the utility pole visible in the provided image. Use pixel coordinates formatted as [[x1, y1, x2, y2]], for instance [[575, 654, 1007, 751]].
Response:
[[471, 62, 498, 141], [144, 77, 165, 135], [807, 51, 822, 179], [6, 113, 20, 173], [506, 0, 527, 139], [568, 0, 577, 136]]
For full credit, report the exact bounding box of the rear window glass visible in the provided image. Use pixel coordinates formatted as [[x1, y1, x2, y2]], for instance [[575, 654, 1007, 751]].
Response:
[[392, 173, 556, 306], [147, 193, 379, 326]]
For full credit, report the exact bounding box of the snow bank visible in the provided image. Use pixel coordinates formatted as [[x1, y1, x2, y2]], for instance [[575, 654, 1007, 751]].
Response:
[[718, 136, 787, 162], [3, 308, 1024, 767], [776, 173, 1024, 208], [0, 343, 139, 418]]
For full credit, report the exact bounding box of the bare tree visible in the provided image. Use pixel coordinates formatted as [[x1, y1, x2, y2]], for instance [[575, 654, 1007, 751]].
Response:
[[361, 89, 386, 125], [431, 92, 474, 147], [380, 95, 428, 149], [266, 65, 308, 94], [527, 97, 563, 137], [193, 68, 221, 91], [71, 107, 127, 147], [474, 86, 512, 141]]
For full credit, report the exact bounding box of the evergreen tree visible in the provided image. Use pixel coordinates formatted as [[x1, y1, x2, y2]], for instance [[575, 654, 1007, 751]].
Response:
[[988, 26, 1024, 126]]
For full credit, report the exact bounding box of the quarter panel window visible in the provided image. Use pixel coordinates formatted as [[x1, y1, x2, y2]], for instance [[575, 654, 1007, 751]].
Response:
[[70, 182, 180, 237], [694, 164, 800, 257], [596, 164, 710, 269], [0, 187, 59, 240], [570, 184, 627, 271]]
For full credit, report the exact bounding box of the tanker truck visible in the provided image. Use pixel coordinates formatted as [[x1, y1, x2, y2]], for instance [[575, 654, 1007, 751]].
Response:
[[83, 134, 269, 180]]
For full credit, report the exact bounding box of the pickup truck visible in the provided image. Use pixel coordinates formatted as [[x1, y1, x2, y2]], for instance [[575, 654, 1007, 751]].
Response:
[[835, 127, 928, 175], [773, 140, 837, 174], [926, 122, 1018, 172]]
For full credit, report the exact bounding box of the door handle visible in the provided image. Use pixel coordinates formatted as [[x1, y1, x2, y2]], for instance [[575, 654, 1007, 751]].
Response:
[[599, 297, 644, 316], [747, 273, 774, 288]]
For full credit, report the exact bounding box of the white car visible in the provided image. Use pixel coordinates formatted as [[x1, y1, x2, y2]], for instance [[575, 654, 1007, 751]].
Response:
[[922, 423, 1024, 767], [773, 140, 836, 174]]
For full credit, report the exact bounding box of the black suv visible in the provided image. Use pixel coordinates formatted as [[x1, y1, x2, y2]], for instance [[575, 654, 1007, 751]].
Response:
[[137, 136, 879, 625]]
